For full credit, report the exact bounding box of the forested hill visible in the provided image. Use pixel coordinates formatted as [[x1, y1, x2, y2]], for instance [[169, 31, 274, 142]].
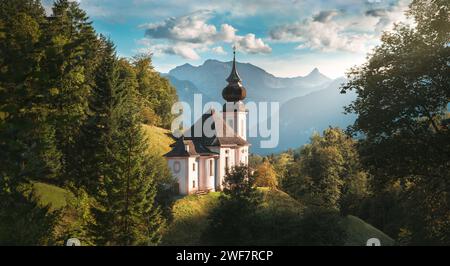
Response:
[[0, 0, 177, 245]]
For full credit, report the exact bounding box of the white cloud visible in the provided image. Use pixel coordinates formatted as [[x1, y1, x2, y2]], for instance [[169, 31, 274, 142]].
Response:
[[136, 40, 202, 60], [140, 10, 271, 59], [212, 46, 227, 55], [269, 1, 411, 53], [143, 10, 217, 43], [234, 34, 272, 54], [271, 19, 371, 53]]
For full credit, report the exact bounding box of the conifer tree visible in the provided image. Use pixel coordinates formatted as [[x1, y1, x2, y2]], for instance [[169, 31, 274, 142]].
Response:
[[95, 91, 164, 245], [41, 0, 99, 184], [0, 0, 61, 245], [76, 38, 164, 245]]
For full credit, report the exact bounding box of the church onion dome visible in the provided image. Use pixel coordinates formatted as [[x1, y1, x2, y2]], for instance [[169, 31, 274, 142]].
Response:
[[222, 49, 247, 102]]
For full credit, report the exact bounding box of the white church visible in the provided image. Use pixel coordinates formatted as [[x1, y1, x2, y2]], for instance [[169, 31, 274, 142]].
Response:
[[164, 51, 250, 195]]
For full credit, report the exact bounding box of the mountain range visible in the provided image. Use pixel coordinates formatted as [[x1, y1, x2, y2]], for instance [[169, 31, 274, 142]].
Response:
[[163, 59, 356, 154]]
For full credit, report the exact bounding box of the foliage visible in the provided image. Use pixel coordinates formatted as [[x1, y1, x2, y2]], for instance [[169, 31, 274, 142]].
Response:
[[341, 0, 450, 244], [254, 160, 278, 188], [132, 54, 178, 128], [0, 185, 60, 245], [283, 128, 368, 212], [297, 208, 347, 245], [0, 0, 176, 246], [202, 165, 262, 245]]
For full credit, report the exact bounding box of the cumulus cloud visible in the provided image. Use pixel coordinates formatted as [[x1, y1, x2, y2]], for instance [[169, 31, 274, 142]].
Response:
[[269, 1, 410, 53], [212, 46, 227, 55], [136, 39, 202, 60], [271, 19, 370, 53], [364, 0, 411, 33], [144, 10, 217, 43], [140, 10, 271, 59], [313, 10, 339, 22], [234, 34, 272, 54]]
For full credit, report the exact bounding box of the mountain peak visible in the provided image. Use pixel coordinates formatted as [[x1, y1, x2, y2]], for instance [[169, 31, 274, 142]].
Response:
[[308, 67, 320, 76]]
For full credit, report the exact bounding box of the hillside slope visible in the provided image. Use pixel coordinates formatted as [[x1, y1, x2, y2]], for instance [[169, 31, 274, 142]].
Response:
[[142, 124, 175, 156], [162, 188, 394, 246]]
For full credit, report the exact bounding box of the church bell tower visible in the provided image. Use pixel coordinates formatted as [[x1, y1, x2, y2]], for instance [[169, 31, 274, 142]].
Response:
[[222, 48, 247, 140]]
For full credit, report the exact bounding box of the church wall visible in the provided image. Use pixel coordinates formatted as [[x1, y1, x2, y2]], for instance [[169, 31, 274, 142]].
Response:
[[198, 157, 215, 191], [187, 157, 198, 194], [209, 146, 239, 191], [167, 158, 188, 195]]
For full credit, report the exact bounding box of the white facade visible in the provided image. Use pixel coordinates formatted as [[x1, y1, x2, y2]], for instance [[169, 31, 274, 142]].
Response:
[[165, 108, 249, 195]]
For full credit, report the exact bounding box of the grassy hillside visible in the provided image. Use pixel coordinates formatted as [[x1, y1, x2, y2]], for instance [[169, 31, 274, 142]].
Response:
[[162, 192, 221, 245], [28, 182, 74, 211], [343, 215, 394, 246], [142, 124, 174, 156], [162, 188, 395, 246]]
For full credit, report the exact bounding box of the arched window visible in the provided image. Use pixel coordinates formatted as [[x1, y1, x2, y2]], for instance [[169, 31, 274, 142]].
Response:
[[173, 161, 181, 173]]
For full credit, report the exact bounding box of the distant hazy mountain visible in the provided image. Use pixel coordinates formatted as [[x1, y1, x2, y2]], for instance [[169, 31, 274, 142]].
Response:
[[166, 59, 332, 103], [164, 60, 356, 154], [249, 78, 357, 154]]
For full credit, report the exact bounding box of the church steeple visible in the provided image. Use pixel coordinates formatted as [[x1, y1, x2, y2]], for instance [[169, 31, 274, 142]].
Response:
[[222, 47, 247, 102]]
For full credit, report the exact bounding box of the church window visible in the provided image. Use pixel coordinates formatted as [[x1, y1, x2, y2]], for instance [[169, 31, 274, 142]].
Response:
[[173, 161, 181, 173], [193, 180, 196, 188], [193, 163, 195, 171], [209, 160, 213, 176]]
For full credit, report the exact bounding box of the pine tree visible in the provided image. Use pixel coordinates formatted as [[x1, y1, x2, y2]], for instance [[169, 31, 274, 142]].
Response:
[[40, 0, 99, 184], [0, 0, 61, 245], [98, 92, 164, 245], [76, 38, 164, 245], [71, 36, 119, 193]]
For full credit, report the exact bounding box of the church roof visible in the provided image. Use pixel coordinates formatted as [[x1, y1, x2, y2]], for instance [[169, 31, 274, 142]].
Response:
[[165, 110, 249, 158], [183, 110, 249, 147], [164, 136, 219, 158]]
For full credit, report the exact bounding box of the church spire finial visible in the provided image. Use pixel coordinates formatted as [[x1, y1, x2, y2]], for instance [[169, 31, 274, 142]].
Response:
[[222, 46, 246, 102], [226, 46, 241, 83]]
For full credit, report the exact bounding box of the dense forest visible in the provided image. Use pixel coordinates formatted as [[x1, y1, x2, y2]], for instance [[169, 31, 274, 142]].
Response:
[[0, 0, 178, 245], [0, 0, 449, 246]]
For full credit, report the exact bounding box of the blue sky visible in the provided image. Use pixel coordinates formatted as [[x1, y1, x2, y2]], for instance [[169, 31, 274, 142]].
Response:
[[43, 0, 412, 78]]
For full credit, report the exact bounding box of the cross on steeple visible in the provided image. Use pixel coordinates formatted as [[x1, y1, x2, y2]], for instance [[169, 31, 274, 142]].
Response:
[[227, 45, 241, 83]]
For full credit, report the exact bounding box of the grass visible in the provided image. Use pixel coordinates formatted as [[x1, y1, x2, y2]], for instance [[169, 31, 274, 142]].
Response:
[[161, 192, 221, 245], [343, 215, 395, 246], [142, 124, 174, 156], [258, 187, 305, 214], [31, 182, 74, 211]]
